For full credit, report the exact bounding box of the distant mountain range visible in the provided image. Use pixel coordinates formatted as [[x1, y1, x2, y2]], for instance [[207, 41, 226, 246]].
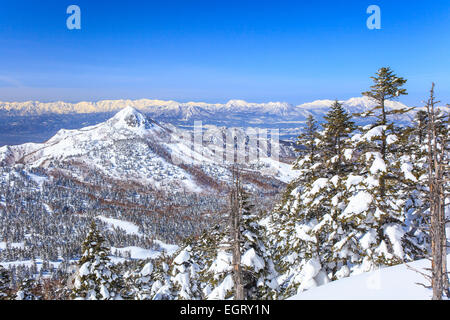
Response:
[[0, 97, 447, 147], [0, 96, 418, 118]]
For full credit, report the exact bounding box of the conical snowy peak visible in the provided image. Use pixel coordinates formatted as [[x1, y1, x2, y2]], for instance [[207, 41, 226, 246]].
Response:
[[108, 106, 153, 129]]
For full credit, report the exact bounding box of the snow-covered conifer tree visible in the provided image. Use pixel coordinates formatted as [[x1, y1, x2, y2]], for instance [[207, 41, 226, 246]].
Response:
[[127, 252, 174, 300], [169, 244, 203, 299], [343, 67, 426, 270], [265, 80, 429, 297], [71, 221, 121, 300], [266, 101, 357, 297]]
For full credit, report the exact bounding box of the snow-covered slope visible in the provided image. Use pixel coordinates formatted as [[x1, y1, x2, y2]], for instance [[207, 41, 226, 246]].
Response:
[[289, 254, 450, 300]]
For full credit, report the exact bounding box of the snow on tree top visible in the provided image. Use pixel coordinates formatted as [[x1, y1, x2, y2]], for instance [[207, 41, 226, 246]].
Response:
[[345, 175, 364, 190], [173, 248, 191, 265], [362, 125, 388, 141], [308, 178, 329, 196], [341, 191, 373, 218], [370, 157, 387, 174]]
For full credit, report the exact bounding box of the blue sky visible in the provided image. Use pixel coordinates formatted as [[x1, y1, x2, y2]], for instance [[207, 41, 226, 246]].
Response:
[[0, 0, 449, 105]]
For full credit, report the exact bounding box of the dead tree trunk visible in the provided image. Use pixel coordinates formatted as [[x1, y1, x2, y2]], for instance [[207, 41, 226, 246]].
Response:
[[440, 119, 449, 297], [426, 83, 448, 300], [230, 166, 244, 300]]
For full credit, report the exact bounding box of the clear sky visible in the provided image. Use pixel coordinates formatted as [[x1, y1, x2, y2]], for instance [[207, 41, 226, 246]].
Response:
[[0, 0, 449, 105]]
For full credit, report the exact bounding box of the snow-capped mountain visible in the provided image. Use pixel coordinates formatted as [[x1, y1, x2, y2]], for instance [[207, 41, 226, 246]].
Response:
[[2, 96, 447, 147], [0, 107, 298, 193], [0, 98, 298, 118], [296, 96, 427, 123], [1, 96, 438, 119], [296, 96, 411, 114]]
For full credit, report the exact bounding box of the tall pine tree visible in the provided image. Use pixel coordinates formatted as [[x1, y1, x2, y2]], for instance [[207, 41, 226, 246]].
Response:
[[295, 114, 320, 166], [321, 100, 356, 175], [344, 67, 425, 269], [360, 66, 409, 196]]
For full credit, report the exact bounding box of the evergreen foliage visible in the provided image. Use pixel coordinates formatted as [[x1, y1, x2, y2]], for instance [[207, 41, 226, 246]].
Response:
[[295, 114, 320, 165], [71, 221, 121, 300], [321, 100, 356, 175], [264, 69, 430, 298]]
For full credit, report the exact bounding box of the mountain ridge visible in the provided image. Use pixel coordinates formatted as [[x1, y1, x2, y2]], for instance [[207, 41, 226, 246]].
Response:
[[0, 96, 427, 117], [1, 96, 448, 147]]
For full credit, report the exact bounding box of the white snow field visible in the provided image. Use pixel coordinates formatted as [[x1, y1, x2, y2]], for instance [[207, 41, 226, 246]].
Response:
[[97, 215, 179, 259], [97, 216, 142, 236], [289, 254, 450, 300]]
